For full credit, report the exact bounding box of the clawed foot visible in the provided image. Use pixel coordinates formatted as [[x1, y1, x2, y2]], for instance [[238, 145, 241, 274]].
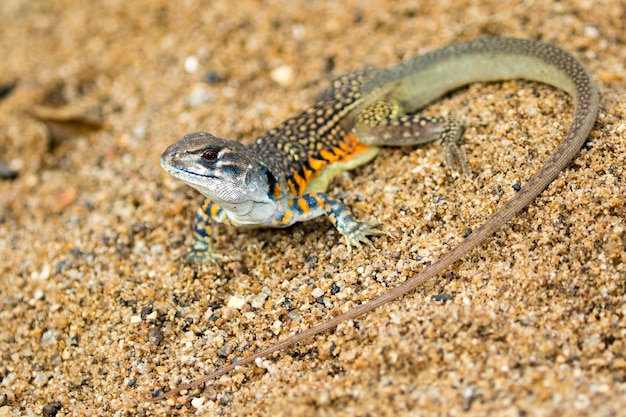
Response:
[[439, 117, 470, 176], [177, 241, 223, 267], [343, 221, 385, 251]]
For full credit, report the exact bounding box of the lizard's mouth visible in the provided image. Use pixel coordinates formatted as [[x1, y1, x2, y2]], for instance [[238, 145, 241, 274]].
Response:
[[174, 166, 221, 182]]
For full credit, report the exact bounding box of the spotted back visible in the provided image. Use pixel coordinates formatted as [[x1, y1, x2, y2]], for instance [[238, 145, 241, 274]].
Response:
[[249, 72, 377, 197]]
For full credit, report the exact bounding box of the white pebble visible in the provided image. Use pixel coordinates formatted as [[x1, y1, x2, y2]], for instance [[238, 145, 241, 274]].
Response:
[[270, 65, 294, 87], [136, 361, 150, 374], [251, 292, 268, 309], [184, 55, 199, 73], [311, 288, 324, 298], [271, 320, 282, 334], [187, 85, 215, 108], [227, 295, 246, 309], [34, 372, 48, 387], [41, 329, 59, 345], [191, 397, 205, 409], [584, 26, 599, 38], [38, 263, 51, 280]]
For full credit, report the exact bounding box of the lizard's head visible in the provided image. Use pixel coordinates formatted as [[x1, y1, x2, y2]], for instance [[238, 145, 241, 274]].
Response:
[[161, 132, 273, 219]]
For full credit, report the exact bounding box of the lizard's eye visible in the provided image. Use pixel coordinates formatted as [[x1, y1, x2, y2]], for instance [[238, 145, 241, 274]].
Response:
[[201, 149, 219, 162]]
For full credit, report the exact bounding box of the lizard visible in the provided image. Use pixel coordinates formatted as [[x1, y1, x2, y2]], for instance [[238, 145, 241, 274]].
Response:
[[155, 37, 599, 400]]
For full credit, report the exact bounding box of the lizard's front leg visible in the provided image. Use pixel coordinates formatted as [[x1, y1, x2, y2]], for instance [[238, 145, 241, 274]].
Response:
[[182, 199, 228, 265], [274, 193, 384, 250]]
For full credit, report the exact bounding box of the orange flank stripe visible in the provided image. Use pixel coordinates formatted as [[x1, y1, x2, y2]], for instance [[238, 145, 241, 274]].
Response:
[[307, 157, 326, 172], [210, 203, 220, 218], [342, 131, 362, 146], [297, 197, 311, 214], [298, 131, 374, 194], [292, 173, 306, 194], [272, 183, 283, 199], [331, 146, 351, 160], [335, 132, 372, 162], [287, 179, 299, 196], [319, 148, 337, 162], [301, 164, 313, 181], [343, 132, 372, 159], [315, 195, 328, 210], [337, 138, 354, 153], [281, 209, 294, 224], [352, 141, 371, 154], [310, 131, 367, 169]]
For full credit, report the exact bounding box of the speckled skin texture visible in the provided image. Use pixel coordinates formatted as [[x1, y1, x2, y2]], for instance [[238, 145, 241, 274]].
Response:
[[0, 1, 625, 416]]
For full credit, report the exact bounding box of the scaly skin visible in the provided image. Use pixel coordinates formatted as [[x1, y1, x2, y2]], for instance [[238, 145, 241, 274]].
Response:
[[155, 37, 598, 400]]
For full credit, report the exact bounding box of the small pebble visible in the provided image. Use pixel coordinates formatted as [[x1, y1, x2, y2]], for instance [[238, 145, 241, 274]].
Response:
[[34, 372, 48, 387], [136, 360, 150, 374], [186, 85, 215, 108], [270, 65, 294, 87], [191, 397, 205, 409], [0, 81, 16, 100], [311, 288, 324, 298], [227, 295, 246, 309], [251, 293, 268, 309], [140, 306, 153, 319], [584, 25, 599, 38], [0, 162, 18, 180], [41, 330, 59, 345], [184, 55, 199, 73], [218, 345, 231, 358], [271, 320, 282, 334], [217, 392, 233, 406], [432, 293, 453, 302], [42, 404, 59, 417], [203, 72, 223, 84]]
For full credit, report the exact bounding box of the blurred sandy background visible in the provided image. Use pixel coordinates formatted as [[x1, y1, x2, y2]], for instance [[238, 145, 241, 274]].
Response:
[[1, 0, 625, 415]]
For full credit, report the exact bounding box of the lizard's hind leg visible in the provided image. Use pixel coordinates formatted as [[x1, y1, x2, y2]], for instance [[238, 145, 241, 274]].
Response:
[[354, 99, 468, 174]]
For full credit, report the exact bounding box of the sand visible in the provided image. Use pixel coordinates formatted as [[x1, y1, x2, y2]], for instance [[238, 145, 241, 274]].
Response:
[[1, 0, 625, 415]]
